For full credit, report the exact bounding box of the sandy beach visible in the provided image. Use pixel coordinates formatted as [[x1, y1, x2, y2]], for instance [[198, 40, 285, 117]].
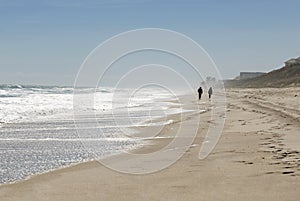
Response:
[[0, 87, 299, 201]]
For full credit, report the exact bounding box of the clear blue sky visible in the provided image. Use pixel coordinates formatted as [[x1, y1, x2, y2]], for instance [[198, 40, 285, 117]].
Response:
[[1, 0, 300, 85]]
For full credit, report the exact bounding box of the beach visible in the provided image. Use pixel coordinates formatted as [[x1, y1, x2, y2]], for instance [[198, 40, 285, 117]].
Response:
[[0, 87, 300, 201]]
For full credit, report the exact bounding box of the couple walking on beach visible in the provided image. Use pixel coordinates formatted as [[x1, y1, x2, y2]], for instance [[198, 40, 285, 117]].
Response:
[[198, 86, 213, 100]]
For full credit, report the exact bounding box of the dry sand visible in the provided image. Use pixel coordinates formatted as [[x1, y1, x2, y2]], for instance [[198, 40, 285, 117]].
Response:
[[0, 88, 299, 201]]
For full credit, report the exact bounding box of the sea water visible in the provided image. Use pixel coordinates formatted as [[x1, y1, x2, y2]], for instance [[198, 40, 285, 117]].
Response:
[[0, 84, 187, 184]]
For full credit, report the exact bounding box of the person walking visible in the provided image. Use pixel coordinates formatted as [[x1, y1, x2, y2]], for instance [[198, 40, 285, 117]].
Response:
[[208, 87, 213, 99], [197, 86, 203, 100]]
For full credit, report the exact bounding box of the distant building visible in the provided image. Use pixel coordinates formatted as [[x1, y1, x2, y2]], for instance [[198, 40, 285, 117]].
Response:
[[285, 57, 300, 67], [239, 72, 266, 80]]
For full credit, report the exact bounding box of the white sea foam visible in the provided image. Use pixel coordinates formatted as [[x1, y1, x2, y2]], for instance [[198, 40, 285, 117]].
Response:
[[0, 85, 191, 184]]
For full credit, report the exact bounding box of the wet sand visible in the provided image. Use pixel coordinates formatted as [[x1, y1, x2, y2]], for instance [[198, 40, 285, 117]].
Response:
[[0, 88, 300, 201]]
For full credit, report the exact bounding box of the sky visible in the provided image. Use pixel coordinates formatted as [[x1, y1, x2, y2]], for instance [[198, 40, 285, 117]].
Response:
[[1, 0, 300, 86]]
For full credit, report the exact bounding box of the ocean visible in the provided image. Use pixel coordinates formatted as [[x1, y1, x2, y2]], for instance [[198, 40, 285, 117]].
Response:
[[0, 84, 188, 184]]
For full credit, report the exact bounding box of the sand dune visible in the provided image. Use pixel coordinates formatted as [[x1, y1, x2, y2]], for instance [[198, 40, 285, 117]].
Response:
[[226, 64, 300, 88]]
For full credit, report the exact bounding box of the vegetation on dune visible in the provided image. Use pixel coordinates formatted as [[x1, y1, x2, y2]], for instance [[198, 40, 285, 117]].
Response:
[[226, 64, 300, 88]]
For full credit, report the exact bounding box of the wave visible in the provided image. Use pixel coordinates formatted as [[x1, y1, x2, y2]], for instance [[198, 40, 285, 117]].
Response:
[[96, 88, 111, 93], [0, 94, 22, 98], [0, 137, 136, 142], [0, 85, 181, 126], [0, 84, 74, 92], [0, 84, 23, 89]]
